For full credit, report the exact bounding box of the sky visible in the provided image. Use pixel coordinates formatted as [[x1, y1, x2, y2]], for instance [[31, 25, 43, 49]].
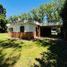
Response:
[[0, 0, 52, 17]]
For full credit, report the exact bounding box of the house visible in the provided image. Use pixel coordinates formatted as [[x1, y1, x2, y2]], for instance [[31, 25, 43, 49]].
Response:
[[7, 20, 40, 39], [7, 18, 63, 39]]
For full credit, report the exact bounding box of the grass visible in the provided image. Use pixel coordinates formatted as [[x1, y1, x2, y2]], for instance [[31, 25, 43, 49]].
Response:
[[0, 33, 49, 67]]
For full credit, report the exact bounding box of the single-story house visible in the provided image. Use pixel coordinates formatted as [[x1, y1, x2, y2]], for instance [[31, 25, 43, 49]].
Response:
[[7, 20, 40, 39], [7, 19, 63, 39]]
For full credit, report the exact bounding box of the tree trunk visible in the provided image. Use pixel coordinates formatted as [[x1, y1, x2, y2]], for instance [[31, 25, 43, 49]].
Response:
[[63, 21, 67, 40]]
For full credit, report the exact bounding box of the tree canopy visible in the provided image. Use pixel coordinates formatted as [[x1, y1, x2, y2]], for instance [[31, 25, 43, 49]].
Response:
[[0, 4, 6, 19], [8, 0, 65, 23], [0, 4, 7, 33], [60, 0, 67, 40]]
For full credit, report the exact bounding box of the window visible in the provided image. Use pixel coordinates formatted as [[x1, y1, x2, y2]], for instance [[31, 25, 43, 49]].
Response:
[[9, 28, 13, 32], [20, 26, 24, 32]]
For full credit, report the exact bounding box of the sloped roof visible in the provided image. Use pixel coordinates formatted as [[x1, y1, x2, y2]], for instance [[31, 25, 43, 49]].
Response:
[[7, 19, 63, 27], [7, 20, 42, 27]]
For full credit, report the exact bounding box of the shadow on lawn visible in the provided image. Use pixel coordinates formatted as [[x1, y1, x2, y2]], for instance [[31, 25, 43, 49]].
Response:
[[33, 39, 52, 47], [0, 39, 22, 48], [33, 39, 67, 67], [0, 39, 22, 67], [0, 51, 21, 67]]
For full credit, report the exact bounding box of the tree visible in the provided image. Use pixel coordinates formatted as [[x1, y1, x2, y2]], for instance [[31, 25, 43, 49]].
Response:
[[39, 2, 57, 22], [0, 4, 6, 33], [31, 2, 61, 23], [38, 5, 46, 22], [0, 19, 7, 32], [0, 4, 6, 18], [31, 8, 41, 22], [60, 0, 67, 40], [52, 0, 65, 22], [21, 13, 33, 21], [8, 16, 14, 23]]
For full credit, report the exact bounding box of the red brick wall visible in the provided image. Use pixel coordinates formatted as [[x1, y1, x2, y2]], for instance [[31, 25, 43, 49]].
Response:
[[10, 32, 36, 39]]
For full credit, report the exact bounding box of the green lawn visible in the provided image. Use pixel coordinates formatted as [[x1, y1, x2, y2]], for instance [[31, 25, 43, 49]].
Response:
[[0, 33, 49, 67]]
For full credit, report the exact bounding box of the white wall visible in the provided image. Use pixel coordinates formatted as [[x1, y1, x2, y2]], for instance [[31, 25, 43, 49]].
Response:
[[11, 23, 36, 32], [29, 24, 36, 32], [13, 25, 20, 32], [24, 23, 36, 32], [24, 24, 29, 32]]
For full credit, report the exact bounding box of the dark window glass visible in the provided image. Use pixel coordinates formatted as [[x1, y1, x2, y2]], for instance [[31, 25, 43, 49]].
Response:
[[20, 26, 24, 32], [9, 28, 13, 32]]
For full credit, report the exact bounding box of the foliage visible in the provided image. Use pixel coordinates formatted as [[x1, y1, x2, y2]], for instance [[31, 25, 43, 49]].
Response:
[[21, 13, 33, 21], [31, 1, 65, 23], [0, 19, 7, 33], [33, 39, 67, 67], [39, 3, 56, 22], [31, 8, 41, 22], [0, 4, 7, 32], [8, 0, 65, 23], [60, 0, 67, 21], [0, 4, 6, 18], [8, 13, 33, 23], [60, 0, 67, 40]]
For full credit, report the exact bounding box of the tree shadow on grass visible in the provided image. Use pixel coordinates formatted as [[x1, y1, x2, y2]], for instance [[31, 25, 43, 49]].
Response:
[[0, 51, 21, 67], [0, 39, 22, 48], [33, 39, 67, 67], [0, 39, 23, 67], [33, 39, 51, 47]]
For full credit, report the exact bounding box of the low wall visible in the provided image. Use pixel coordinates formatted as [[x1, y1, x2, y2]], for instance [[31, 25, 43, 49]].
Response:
[[10, 32, 36, 39]]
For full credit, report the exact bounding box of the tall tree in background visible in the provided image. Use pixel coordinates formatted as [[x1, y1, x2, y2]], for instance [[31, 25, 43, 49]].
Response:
[[8, 0, 65, 24], [21, 13, 33, 21], [31, 2, 62, 23], [31, 8, 41, 22], [60, 0, 67, 40], [0, 4, 6, 33], [53, 0, 65, 20], [40, 3, 56, 22], [31, 3, 55, 23]]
